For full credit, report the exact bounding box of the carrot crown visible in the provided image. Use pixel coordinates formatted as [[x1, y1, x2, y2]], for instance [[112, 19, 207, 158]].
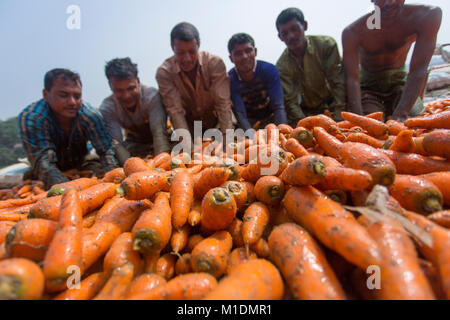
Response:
[[0, 276, 21, 300]]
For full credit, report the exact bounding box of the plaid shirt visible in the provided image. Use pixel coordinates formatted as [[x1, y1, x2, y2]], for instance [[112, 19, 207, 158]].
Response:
[[18, 99, 118, 187]]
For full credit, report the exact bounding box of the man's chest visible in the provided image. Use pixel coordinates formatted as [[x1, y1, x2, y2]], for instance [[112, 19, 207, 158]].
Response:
[[359, 28, 417, 56]]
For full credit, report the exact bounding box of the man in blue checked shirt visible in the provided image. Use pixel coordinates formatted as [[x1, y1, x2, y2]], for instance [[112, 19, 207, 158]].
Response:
[[228, 33, 288, 132], [18, 68, 119, 189]]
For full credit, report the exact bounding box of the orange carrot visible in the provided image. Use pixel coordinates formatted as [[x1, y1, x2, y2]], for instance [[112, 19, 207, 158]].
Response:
[[341, 112, 389, 139], [381, 149, 450, 175], [204, 259, 284, 300], [201, 188, 237, 233], [82, 211, 98, 229], [366, 111, 384, 121], [193, 167, 231, 199], [47, 177, 98, 197], [265, 123, 279, 146], [388, 130, 415, 154], [249, 238, 270, 259], [386, 119, 408, 136], [419, 259, 447, 300], [190, 231, 232, 278], [103, 232, 143, 277], [143, 253, 160, 274], [0, 193, 47, 210], [226, 247, 257, 275], [4, 219, 57, 261], [314, 165, 373, 191], [132, 193, 172, 254], [280, 155, 327, 186], [152, 152, 172, 170], [93, 262, 134, 300], [123, 157, 151, 176], [155, 253, 176, 281], [101, 168, 126, 184], [187, 201, 202, 227], [282, 186, 382, 269], [268, 205, 294, 226], [170, 224, 190, 256], [175, 253, 192, 275], [344, 132, 385, 149], [240, 181, 256, 211], [53, 272, 108, 300], [125, 273, 166, 299], [127, 273, 218, 300], [291, 126, 314, 148], [227, 218, 244, 248], [268, 223, 346, 300], [428, 210, 450, 228], [185, 234, 204, 254], [241, 148, 288, 182], [278, 124, 294, 135], [297, 115, 337, 133], [170, 171, 194, 229], [118, 171, 167, 200], [283, 138, 309, 158], [421, 129, 450, 159], [242, 202, 270, 249], [94, 197, 124, 221], [0, 213, 28, 222], [405, 111, 450, 129], [221, 181, 247, 210], [388, 174, 443, 215], [254, 176, 285, 206], [0, 221, 15, 245], [0, 258, 44, 300]]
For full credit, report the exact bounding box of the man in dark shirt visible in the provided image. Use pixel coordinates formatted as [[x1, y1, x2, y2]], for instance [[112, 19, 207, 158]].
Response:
[[228, 33, 288, 132], [18, 69, 119, 189]]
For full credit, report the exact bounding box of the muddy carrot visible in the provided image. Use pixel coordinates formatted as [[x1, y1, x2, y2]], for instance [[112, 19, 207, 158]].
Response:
[[386, 120, 408, 136], [93, 262, 135, 300], [427, 210, 450, 228], [143, 253, 160, 274], [314, 165, 373, 191], [47, 177, 99, 197], [278, 124, 294, 135], [170, 171, 194, 229], [101, 168, 126, 184], [240, 181, 256, 211], [125, 274, 166, 299], [341, 112, 389, 139], [242, 202, 270, 250], [297, 115, 337, 133], [54, 272, 108, 300], [155, 253, 176, 281], [241, 149, 288, 182], [190, 231, 233, 278], [94, 198, 124, 221], [227, 218, 244, 248], [82, 211, 98, 229], [421, 129, 450, 159], [170, 224, 190, 256], [291, 126, 314, 148], [118, 171, 167, 200], [268, 223, 346, 300], [185, 234, 204, 254], [419, 259, 447, 300], [388, 130, 416, 153], [0, 213, 28, 222], [201, 188, 237, 233], [405, 111, 450, 129], [280, 155, 327, 186], [226, 247, 257, 275], [268, 205, 294, 226], [345, 132, 385, 149], [249, 238, 270, 258], [175, 253, 193, 275], [103, 232, 143, 277], [0, 258, 44, 300], [283, 138, 309, 158], [0, 193, 47, 210], [254, 176, 285, 206], [193, 167, 231, 199], [221, 181, 247, 210], [4, 219, 57, 261], [0, 221, 15, 245], [152, 152, 172, 171], [187, 201, 202, 227]]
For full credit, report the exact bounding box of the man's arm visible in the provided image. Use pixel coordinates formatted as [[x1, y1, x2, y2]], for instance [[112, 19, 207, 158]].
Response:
[[99, 98, 124, 142], [208, 57, 234, 134], [155, 66, 190, 132], [392, 7, 442, 122], [342, 26, 363, 115], [230, 75, 252, 132], [265, 64, 288, 126], [148, 93, 172, 155], [322, 37, 347, 121]]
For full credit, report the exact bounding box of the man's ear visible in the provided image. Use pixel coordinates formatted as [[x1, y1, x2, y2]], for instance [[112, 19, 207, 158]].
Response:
[[303, 21, 308, 32], [229, 54, 234, 64], [43, 89, 48, 102], [255, 47, 258, 57]]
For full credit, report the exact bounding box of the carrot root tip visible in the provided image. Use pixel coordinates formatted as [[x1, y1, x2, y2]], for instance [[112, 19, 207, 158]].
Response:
[[197, 261, 212, 273], [423, 198, 443, 214], [0, 276, 21, 300], [115, 187, 125, 197], [313, 161, 327, 177], [133, 233, 160, 254]]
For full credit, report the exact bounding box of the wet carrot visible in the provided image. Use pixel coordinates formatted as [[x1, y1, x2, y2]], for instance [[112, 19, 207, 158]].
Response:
[[278, 124, 294, 135], [405, 111, 450, 129], [421, 129, 450, 160], [242, 202, 270, 249], [0, 193, 47, 210], [381, 149, 450, 175], [93, 262, 135, 300], [118, 171, 167, 200], [155, 253, 176, 281], [419, 259, 447, 300], [269, 223, 346, 300], [221, 181, 247, 210], [297, 115, 337, 133], [226, 247, 257, 275], [53, 272, 108, 300], [268, 205, 294, 226], [193, 167, 231, 199], [185, 234, 204, 254], [82, 211, 98, 229], [291, 126, 314, 148], [132, 193, 172, 254], [152, 152, 172, 171], [93, 198, 124, 221], [187, 201, 202, 227], [0, 258, 44, 300], [4, 219, 57, 261], [341, 112, 389, 139], [204, 259, 284, 300], [227, 218, 244, 248], [344, 132, 385, 149], [428, 210, 450, 228], [170, 224, 190, 256], [170, 171, 194, 229], [389, 130, 416, 153], [101, 168, 126, 184], [103, 232, 143, 277], [201, 188, 237, 233], [47, 177, 98, 197], [175, 253, 192, 275], [240, 181, 256, 212], [0, 221, 16, 245], [125, 274, 166, 299], [190, 231, 232, 278], [249, 238, 270, 258], [314, 165, 373, 191], [386, 120, 408, 136], [143, 253, 160, 274], [254, 176, 285, 206], [280, 155, 327, 186], [283, 138, 309, 158]]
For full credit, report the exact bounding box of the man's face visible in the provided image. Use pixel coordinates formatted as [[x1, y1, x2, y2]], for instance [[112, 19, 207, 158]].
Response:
[[44, 78, 82, 120], [373, 0, 405, 20], [230, 42, 257, 75], [173, 39, 199, 73], [109, 77, 140, 111], [278, 18, 307, 52]]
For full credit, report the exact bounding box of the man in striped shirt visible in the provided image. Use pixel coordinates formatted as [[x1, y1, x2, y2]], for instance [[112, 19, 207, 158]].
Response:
[[18, 69, 119, 189]]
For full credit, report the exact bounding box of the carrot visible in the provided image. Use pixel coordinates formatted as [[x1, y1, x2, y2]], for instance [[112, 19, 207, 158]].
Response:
[[187, 201, 202, 227], [204, 259, 284, 300], [0, 221, 15, 245], [17, 185, 32, 197], [0, 213, 28, 223], [254, 176, 285, 206], [125, 273, 166, 299], [427, 210, 450, 228], [221, 181, 247, 210], [344, 132, 385, 149], [82, 199, 151, 271], [291, 126, 314, 148], [118, 171, 167, 200], [265, 123, 279, 146], [388, 174, 443, 215], [366, 111, 384, 121], [385, 120, 407, 136], [155, 253, 176, 280], [413, 136, 429, 156], [103, 232, 143, 277], [242, 202, 270, 250], [249, 238, 270, 258], [324, 190, 348, 204], [101, 168, 126, 184], [132, 192, 172, 254], [0, 193, 47, 210], [0, 258, 44, 300], [0, 243, 6, 260], [170, 171, 194, 229], [143, 253, 160, 274], [30, 183, 117, 221], [47, 177, 98, 197], [53, 272, 108, 300], [313, 165, 373, 191], [190, 231, 232, 278], [419, 259, 447, 300], [380, 149, 450, 175], [268, 205, 294, 226], [193, 167, 231, 199], [360, 216, 435, 300], [297, 115, 337, 133], [227, 218, 244, 248], [268, 223, 346, 300], [152, 152, 172, 170], [283, 138, 309, 158], [93, 262, 135, 300], [175, 253, 192, 275], [388, 130, 415, 153], [94, 198, 124, 221], [185, 234, 204, 253], [127, 272, 218, 300], [405, 111, 450, 129], [226, 247, 257, 275], [82, 211, 97, 229], [421, 129, 450, 159], [282, 186, 382, 269], [341, 111, 389, 139], [201, 188, 237, 233], [280, 155, 327, 186], [170, 224, 190, 256], [241, 148, 288, 183], [314, 127, 396, 186], [240, 181, 256, 211], [278, 124, 293, 135], [4, 219, 57, 261]]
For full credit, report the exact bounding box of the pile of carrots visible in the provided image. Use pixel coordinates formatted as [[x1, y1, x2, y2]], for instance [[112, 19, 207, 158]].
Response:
[[0, 99, 449, 300], [0, 180, 46, 201]]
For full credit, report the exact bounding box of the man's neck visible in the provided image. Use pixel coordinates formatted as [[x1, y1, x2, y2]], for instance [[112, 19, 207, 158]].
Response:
[[184, 64, 198, 88], [237, 62, 256, 82], [55, 115, 73, 137], [291, 38, 308, 66]]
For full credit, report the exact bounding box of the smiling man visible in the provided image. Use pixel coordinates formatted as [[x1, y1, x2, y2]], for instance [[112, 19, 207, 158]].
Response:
[[343, 0, 442, 121], [156, 22, 233, 140], [228, 33, 288, 131], [18, 69, 119, 189], [276, 8, 346, 126], [100, 58, 171, 165]]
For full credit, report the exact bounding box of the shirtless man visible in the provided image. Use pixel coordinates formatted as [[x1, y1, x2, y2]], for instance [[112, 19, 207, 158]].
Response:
[[343, 0, 442, 122]]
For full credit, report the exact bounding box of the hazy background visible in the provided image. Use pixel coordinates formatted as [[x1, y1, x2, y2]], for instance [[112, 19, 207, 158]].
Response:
[[1, 0, 449, 120]]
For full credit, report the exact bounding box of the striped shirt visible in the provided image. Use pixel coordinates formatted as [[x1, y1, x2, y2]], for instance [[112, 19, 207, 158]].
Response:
[[18, 99, 118, 186]]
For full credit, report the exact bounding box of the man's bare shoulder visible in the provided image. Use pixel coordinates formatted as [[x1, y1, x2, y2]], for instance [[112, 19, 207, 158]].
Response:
[[403, 4, 442, 30]]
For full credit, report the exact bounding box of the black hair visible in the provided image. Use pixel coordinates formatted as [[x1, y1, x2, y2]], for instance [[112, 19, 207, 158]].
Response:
[[44, 68, 82, 91], [170, 22, 200, 48], [227, 33, 255, 54], [276, 8, 306, 31], [105, 57, 138, 81]]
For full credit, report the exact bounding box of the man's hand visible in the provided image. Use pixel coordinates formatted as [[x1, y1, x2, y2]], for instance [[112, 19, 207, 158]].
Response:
[[391, 109, 408, 123]]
